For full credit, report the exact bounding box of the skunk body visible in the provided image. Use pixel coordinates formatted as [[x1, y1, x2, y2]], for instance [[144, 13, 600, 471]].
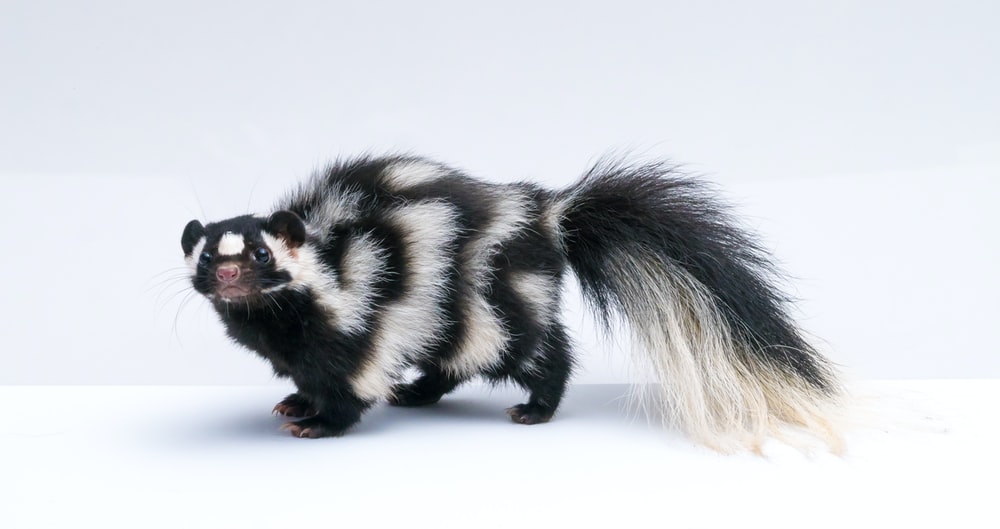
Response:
[[182, 155, 842, 452]]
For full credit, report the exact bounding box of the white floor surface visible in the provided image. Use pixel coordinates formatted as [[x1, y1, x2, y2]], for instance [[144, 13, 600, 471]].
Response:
[[1, 381, 996, 528]]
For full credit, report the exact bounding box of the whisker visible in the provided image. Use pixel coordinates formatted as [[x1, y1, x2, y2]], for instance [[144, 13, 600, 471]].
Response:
[[246, 176, 262, 215], [147, 267, 191, 280], [172, 290, 200, 346], [263, 293, 280, 320], [190, 180, 208, 221], [155, 286, 198, 320]]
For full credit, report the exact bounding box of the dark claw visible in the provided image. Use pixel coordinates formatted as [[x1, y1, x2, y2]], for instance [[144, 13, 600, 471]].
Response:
[[272, 393, 317, 418], [280, 416, 348, 439]]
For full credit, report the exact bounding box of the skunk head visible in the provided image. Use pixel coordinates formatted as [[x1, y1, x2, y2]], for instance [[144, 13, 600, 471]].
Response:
[[181, 211, 307, 304]]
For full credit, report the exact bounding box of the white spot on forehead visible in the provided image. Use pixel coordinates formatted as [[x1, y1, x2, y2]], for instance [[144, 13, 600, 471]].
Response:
[[217, 232, 245, 256]]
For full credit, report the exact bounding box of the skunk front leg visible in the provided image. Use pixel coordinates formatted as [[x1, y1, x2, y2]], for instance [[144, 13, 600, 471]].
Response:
[[280, 384, 373, 439], [272, 393, 316, 418]]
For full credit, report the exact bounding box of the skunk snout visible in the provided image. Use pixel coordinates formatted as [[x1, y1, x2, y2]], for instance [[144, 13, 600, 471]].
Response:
[[216, 265, 240, 283]]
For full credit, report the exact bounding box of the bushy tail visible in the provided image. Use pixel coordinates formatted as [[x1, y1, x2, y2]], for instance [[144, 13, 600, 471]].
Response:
[[555, 159, 844, 453]]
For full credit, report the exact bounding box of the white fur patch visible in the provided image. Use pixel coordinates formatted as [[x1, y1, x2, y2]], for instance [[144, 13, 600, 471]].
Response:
[[185, 237, 207, 273], [217, 232, 245, 256], [609, 248, 844, 454], [261, 232, 312, 286], [380, 160, 448, 191], [350, 201, 459, 401], [334, 234, 389, 333], [261, 231, 385, 335], [274, 174, 362, 243], [540, 199, 569, 252], [512, 271, 562, 376], [442, 191, 532, 378], [308, 189, 361, 235], [455, 293, 508, 373], [511, 271, 559, 328]]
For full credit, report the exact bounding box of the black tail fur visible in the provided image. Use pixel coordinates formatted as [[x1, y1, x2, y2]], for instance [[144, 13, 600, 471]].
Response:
[[556, 159, 842, 452]]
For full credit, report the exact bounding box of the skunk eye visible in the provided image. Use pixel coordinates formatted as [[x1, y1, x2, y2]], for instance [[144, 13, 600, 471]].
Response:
[[253, 247, 271, 264], [198, 252, 212, 267]]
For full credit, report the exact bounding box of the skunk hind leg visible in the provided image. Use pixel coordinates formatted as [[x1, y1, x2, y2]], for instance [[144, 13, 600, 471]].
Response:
[[388, 366, 462, 407], [505, 323, 573, 425]]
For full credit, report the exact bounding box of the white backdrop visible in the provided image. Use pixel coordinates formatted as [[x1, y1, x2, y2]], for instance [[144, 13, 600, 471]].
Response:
[[2, 0, 997, 384]]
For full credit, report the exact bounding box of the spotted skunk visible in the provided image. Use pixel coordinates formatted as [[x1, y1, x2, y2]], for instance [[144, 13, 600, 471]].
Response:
[[181, 155, 843, 452]]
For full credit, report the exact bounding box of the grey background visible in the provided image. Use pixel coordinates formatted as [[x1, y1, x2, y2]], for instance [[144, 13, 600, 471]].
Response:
[[2, 0, 997, 383]]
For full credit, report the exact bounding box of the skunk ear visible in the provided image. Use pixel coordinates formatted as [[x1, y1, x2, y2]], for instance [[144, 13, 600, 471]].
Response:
[[182, 220, 205, 256], [266, 210, 307, 248]]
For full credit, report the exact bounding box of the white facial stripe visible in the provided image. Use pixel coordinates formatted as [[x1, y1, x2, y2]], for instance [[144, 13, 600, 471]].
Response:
[[217, 232, 245, 256], [260, 232, 298, 286], [261, 231, 327, 295], [185, 237, 207, 273]]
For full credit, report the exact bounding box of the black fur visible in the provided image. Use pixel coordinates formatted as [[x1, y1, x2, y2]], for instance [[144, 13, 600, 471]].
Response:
[[181, 154, 836, 443], [559, 160, 837, 393]]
